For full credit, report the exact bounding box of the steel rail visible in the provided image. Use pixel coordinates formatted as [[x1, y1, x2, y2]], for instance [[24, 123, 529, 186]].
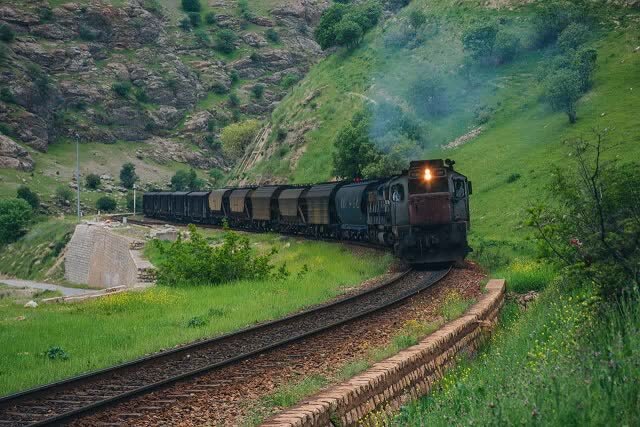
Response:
[[0, 266, 450, 427]]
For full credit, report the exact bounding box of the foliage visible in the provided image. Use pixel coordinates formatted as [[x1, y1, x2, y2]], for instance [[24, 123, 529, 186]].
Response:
[[314, 4, 346, 49], [187, 316, 207, 328], [119, 162, 138, 189], [314, 1, 380, 49], [215, 29, 237, 53], [126, 191, 142, 213], [220, 119, 261, 159], [152, 225, 275, 286], [179, 16, 191, 31], [265, 28, 279, 43], [133, 87, 149, 103], [407, 77, 449, 117], [334, 19, 363, 48], [205, 12, 216, 25], [533, 0, 585, 47], [85, 173, 101, 190], [208, 168, 224, 185], [188, 12, 201, 28], [280, 73, 299, 89], [181, 0, 201, 13], [409, 10, 427, 29], [557, 22, 590, 52], [95, 196, 117, 212], [227, 91, 240, 107], [528, 133, 640, 300], [238, 0, 253, 20], [251, 83, 264, 99], [44, 346, 69, 361], [193, 29, 210, 46], [542, 68, 582, 123], [0, 199, 32, 244], [112, 81, 132, 97], [462, 23, 498, 61], [25, 63, 50, 98], [16, 186, 40, 210], [38, 6, 54, 22], [332, 111, 378, 179], [0, 24, 14, 42], [170, 169, 204, 191], [493, 30, 520, 64], [54, 186, 73, 206]]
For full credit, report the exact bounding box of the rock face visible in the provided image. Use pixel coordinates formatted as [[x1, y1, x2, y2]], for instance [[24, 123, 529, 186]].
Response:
[[0, 0, 328, 172], [0, 134, 34, 171]]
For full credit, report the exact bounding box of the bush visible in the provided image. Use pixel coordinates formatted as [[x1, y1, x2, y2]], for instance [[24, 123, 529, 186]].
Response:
[[112, 81, 132, 97], [208, 168, 224, 185], [38, 6, 53, 22], [220, 119, 261, 159], [229, 70, 239, 83], [16, 186, 40, 210], [462, 23, 497, 62], [332, 111, 378, 179], [85, 173, 101, 189], [265, 28, 279, 43], [280, 73, 299, 89], [314, 4, 347, 49], [133, 87, 149, 103], [533, 0, 584, 47], [0, 24, 15, 43], [227, 91, 240, 107], [238, 0, 253, 20], [26, 63, 50, 98], [181, 0, 201, 12], [179, 17, 191, 31], [0, 198, 32, 244], [55, 186, 73, 206], [171, 169, 204, 191], [334, 19, 363, 48], [409, 10, 427, 28], [543, 68, 582, 123], [493, 30, 519, 64], [215, 29, 237, 54], [205, 12, 216, 25], [251, 83, 264, 99], [188, 12, 201, 28], [78, 24, 100, 41], [96, 196, 117, 212], [407, 77, 449, 117], [152, 224, 275, 286], [194, 29, 210, 46], [120, 162, 138, 189], [557, 22, 589, 52]]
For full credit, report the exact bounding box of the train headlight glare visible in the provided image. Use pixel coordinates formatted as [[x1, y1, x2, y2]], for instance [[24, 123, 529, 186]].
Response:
[[423, 168, 433, 181]]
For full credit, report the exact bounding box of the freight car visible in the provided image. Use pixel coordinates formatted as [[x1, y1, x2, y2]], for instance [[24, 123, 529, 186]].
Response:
[[143, 159, 472, 264]]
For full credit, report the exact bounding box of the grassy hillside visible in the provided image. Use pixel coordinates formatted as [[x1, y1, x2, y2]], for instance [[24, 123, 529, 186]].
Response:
[[245, 0, 640, 252]]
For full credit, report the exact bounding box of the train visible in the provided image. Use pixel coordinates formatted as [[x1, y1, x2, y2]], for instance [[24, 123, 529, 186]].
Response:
[[142, 159, 472, 264]]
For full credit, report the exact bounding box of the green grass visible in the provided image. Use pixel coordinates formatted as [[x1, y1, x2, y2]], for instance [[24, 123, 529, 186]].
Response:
[[0, 231, 391, 396]]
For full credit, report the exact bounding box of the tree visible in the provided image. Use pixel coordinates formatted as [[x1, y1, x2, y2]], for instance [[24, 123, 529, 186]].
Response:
[[0, 199, 32, 244], [335, 20, 363, 48], [462, 23, 498, 61], [409, 10, 427, 28], [544, 69, 582, 123], [0, 24, 15, 43], [85, 173, 101, 190], [332, 111, 378, 179], [181, 0, 201, 12], [571, 48, 597, 91], [314, 4, 347, 49], [557, 22, 589, 52], [120, 162, 139, 189], [112, 81, 132, 97], [179, 17, 191, 31], [55, 186, 73, 206], [407, 77, 449, 117], [188, 12, 201, 27], [208, 168, 224, 185], [265, 28, 279, 43], [493, 30, 519, 64], [533, 0, 583, 47], [215, 29, 238, 54], [16, 186, 40, 210], [96, 196, 117, 212], [171, 169, 204, 191], [205, 12, 216, 25], [251, 84, 264, 99], [220, 119, 261, 159]]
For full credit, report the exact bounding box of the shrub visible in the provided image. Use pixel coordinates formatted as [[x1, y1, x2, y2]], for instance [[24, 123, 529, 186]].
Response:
[[227, 91, 240, 107], [543, 68, 582, 123], [409, 10, 427, 28], [78, 24, 100, 41], [0, 198, 32, 244], [187, 316, 207, 327], [407, 77, 449, 117], [280, 73, 299, 89], [171, 169, 204, 191], [251, 83, 264, 99], [205, 12, 216, 25], [334, 19, 363, 48], [383, 26, 416, 49], [16, 186, 40, 211], [133, 87, 149, 103], [112, 81, 132, 97], [152, 224, 275, 286], [208, 168, 224, 185], [229, 70, 239, 83], [265, 28, 279, 43], [119, 162, 138, 189], [238, 0, 253, 20], [0, 24, 15, 42], [332, 111, 378, 179], [215, 29, 237, 53], [38, 6, 53, 22], [188, 12, 201, 28], [181, 0, 201, 13], [462, 23, 497, 61], [220, 119, 261, 159], [557, 22, 589, 51], [26, 63, 50, 98], [533, 0, 583, 47], [44, 346, 69, 360], [96, 196, 117, 212], [179, 17, 191, 31], [276, 127, 287, 141], [55, 186, 73, 206], [493, 30, 519, 64], [85, 173, 101, 189], [194, 29, 210, 46], [314, 4, 347, 49]]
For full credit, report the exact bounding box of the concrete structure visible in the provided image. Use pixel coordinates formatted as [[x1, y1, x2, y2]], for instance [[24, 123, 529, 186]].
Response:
[[263, 279, 506, 427], [64, 223, 155, 288]]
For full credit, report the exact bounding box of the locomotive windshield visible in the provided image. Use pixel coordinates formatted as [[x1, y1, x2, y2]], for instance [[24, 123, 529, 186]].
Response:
[[408, 178, 449, 194]]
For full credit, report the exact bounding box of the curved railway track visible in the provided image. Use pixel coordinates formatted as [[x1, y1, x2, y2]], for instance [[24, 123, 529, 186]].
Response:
[[0, 265, 450, 427]]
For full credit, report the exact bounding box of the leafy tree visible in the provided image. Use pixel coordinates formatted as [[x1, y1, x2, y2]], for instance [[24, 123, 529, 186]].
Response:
[[314, 4, 347, 49], [543, 69, 582, 123], [493, 30, 519, 64], [533, 0, 583, 47], [215, 29, 237, 53], [0, 198, 32, 244], [179, 17, 191, 31], [409, 10, 427, 28], [205, 12, 216, 25], [85, 173, 101, 189], [96, 196, 117, 212], [332, 111, 378, 179], [571, 48, 597, 91], [557, 22, 589, 52], [16, 186, 39, 210], [112, 81, 132, 97], [171, 169, 204, 191], [462, 23, 498, 61], [120, 162, 139, 189], [55, 186, 73, 206], [528, 133, 640, 300], [220, 119, 261, 159], [407, 77, 449, 117], [208, 168, 224, 185], [181, 0, 201, 12], [351, 1, 382, 30], [188, 12, 201, 27], [335, 20, 363, 48], [265, 28, 279, 43], [251, 83, 264, 99], [0, 24, 15, 42]]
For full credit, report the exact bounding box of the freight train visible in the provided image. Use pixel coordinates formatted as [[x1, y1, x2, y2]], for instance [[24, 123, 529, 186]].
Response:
[[142, 159, 472, 264]]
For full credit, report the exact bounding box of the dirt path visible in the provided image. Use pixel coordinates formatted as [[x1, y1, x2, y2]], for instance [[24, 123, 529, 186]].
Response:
[[0, 279, 89, 296]]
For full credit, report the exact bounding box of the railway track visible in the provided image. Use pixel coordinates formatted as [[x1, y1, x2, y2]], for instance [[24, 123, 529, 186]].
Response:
[[0, 267, 450, 426]]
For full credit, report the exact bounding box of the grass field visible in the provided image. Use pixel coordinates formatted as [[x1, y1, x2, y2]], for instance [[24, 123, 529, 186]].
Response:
[[0, 227, 391, 396]]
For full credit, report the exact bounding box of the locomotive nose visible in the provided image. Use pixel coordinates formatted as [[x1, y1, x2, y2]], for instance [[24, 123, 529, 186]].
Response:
[[408, 193, 452, 225]]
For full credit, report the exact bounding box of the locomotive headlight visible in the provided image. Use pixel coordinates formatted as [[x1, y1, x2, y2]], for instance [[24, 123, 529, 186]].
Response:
[[423, 168, 433, 181]]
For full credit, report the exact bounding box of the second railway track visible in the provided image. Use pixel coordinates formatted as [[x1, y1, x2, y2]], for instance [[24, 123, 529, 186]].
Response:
[[0, 267, 450, 426]]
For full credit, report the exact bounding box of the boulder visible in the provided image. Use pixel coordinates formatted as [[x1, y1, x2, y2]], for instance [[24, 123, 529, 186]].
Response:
[[0, 135, 35, 171], [183, 111, 212, 133], [242, 32, 268, 47]]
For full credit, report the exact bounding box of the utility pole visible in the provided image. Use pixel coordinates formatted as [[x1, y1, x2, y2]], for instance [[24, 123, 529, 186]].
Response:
[[133, 183, 137, 217], [75, 134, 81, 222]]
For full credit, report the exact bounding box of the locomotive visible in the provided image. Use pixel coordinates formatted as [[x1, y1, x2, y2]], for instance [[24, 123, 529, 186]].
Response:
[[142, 159, 472, 264]]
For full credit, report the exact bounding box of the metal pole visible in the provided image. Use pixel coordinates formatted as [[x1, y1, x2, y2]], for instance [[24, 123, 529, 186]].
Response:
[[133, 184, 136, 217], [76, 135, 80, 222]]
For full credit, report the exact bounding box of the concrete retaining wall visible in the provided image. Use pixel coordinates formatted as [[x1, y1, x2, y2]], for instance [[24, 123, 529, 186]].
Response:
[[64, 223, 155, 288], [263, 279, 506, 427]]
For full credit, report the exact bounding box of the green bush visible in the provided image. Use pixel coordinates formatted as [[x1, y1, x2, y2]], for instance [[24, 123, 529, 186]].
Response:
[[251, 83, 264, 99], [543, 68, 582, 123], [238, 0, 253, 20], [85, 173, 101, 190], [0, 198, 32, 244], [215, 29, 237, 53], [96, 196, 117, 212], [188, 12, 201, 28], [208, 168, 224, 185], [78, 24, 100, 41], [493, 30, 519, 64], [533, 0, 584, 47], [227, 91, 240, 107], [38, 6, 53, 22], [55, 186, 73, 206], [280, 73, 299, 89], [462, 23, 497, 61], [205, 12, 216, 25], [220, 119, 261, 159], [181, 0, 201, 13], [0, 24, 15, 43], [332, 111, 378, 179], [152, 224, 275, 286], [133, 87, 149, 103], [406, 77, 449, 117], [119, 162, 138, 189], [112, 81, 132, 97], [265, 28, 279, 43], [314, 1, 380, 49], [557, 22, 589, 51], [194, 29, 210, 46], [409, 10, 427, 28], [16, 186, 40, 210], [171, 169, 204, 191], [335, 19, 363, 47], [179, 17, 191, 31]]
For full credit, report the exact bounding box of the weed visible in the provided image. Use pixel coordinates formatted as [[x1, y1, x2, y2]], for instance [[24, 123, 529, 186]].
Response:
[[44, 346, 69, 360], [187, 316, 207, 328]]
